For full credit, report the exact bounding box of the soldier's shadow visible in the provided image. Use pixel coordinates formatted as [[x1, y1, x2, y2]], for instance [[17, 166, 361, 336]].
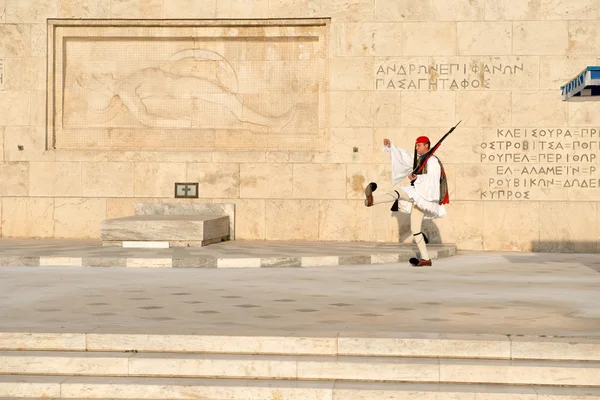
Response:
[[392, 211, 442, 244]]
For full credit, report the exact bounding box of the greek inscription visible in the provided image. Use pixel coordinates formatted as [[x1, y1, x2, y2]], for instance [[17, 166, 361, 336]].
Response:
[[374, 60, 521, 90], [479, 126, 600, 201]]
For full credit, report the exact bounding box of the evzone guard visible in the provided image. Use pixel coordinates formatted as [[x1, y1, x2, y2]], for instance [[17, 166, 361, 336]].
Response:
[[364, 122, 460, 267]]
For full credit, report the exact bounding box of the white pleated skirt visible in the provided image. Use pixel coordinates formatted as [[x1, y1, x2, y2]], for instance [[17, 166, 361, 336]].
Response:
[[399, 185, 447, 219]]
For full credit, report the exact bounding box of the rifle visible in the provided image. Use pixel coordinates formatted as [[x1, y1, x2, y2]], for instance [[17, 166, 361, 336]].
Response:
[[412, 120, 461, 176]]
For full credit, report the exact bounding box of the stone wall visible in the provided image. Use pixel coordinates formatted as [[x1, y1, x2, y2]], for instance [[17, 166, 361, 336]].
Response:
[[0, 0, 599, 252]]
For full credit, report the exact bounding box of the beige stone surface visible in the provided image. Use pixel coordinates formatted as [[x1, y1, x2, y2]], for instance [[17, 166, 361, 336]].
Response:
[[457, 91, 512, 127], [541, 0, 598, 20], [54, 198, 107, 239], [162, 0, 216, 18], [59, 0, 110, 18], [330, 92, 347, 127], [110, 0, 162, 18], [538, 202, 597, 252], [106, 198, 135, 219], [214, 198, 265, 240], [293, 164, 347, 199], [318, 127, 373, 164], [240, 163, 293, 199], [435, 201, 484, 251], [458, 22, 512, 55], [483, 56, 540, 90], [485, 0, 541, 20], [513, 21, 569, 55], [82, 162, 135, 197], [512, 92, 568, 126], [187, 163, 239, 198], [266, 200, 319, 240], [403, 23, 457, 56], [568, 99, 600, 126], [30, 24, 45, 57], [269, 0, 320, 18], [0, 0, 4, 22], [372, 92, 403, 127], [322, 0, 373, 22], [0, 332, 87, 351], [29, 162, 82, 197], [215, 0, 268, 18], [0, 24, 30, 56], [0, 126, 4, 162], [1, 197, 54, 237], [345, 164, 391, 200], [212, 152, 266, 163], [375, 0, 484, 21], [3, 126, 52, 162], [331, 58, 373, 90], [331, 23, 403, 57], [483, 202, 540, 251], [319, 200, 372, 241], [0, 92, 30, 126], [539, 56, 596, 90], [30, 91, 46, 126], [134, 163, 187, 198], [0, 162, 28, 196], [4, 58, 45, 91], [568, 20, 600, 54], [435, 128, 484, 164], [5, 0, 57, 23], [401, 92, 456, 127]]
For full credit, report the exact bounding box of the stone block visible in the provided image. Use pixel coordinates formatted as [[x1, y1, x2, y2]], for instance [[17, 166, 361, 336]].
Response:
[[217, 258, 261, 268], [29, 162, 82, 197], [269, 0, 320, 18], [330, 58, 373, 90], [126, 258, 173, 268], [331, 23, 403, 57], [401, 92, 456, 127], [330, 91, 346, 127], [54, 198, 107, 239], [0, 24, 30, 56], [135, 202, 235, 239], [539, 56, 596, 90], [457, 91, 512, 127], [215, 0, 269, 18], [568, 100, 600, 126], [293, 164, 347, 199], [186, 163, 239, 198], [30, 24, 46, 57], [537, 202, 597, 252], [30, 91, 46, 125], [457, 22, 512, 55], [0, 162, 28, 196], [133, 163, 187, 197], [3, 126, 52, 162], [319, 127, 373, 164], [101, 215, 229, 245], [512, 92, 568, 126], [485, 0, 541, 20], [541, 0, 598, 20], [319, 200, 372, 241], [513, 21, 569, 55], [110, 0, 162, 18], [435, 201, 484, 251], [346, 163, 392, 200], [82, 162, 134, 197], [483, 202, 540, 251], [568, 21, 600, 54], [0, 91, 30, 125], [162, 0, 216, 18], [265, 200, 319, 240], [240, 163, 293, 199], [322, 0, 373, 22], [59, 0, 110, 17], [1, 197, 54, 237], [5, 0, 57, 23], [3, 58, 45, 90], [402, 23, 457, 56]]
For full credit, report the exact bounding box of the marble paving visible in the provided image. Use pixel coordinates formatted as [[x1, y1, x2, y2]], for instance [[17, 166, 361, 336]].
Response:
[[0, 252, 599, 337]]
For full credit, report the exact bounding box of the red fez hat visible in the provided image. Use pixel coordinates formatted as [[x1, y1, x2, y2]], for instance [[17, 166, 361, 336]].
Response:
[[415, 136, 430, 144]]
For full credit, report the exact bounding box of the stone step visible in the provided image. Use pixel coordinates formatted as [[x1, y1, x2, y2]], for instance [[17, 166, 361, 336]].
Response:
[[2, 375, 600, 400], [2, 351, 600, 386], [100, 215, 229, 247], [2, 332, 600, 361]]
